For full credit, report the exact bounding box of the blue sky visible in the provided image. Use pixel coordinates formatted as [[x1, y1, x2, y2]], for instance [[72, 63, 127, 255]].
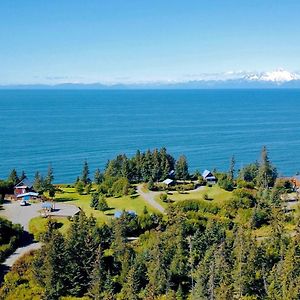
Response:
[[0, 1, 300, 84]]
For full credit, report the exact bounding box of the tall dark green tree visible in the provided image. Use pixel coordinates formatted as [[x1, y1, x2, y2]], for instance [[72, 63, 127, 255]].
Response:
[[175, 155, 189, 180], [229, 155, 235, 180], [8, 169, 19, 185], [257, 146, 277, 189], [45, 164, 54, 186], [82, 160, 90, 185], [33, 171, 44, 193], [94, 168, 103, 184]]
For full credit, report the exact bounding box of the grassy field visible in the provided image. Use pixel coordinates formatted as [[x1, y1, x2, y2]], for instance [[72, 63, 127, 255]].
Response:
[[155, 185, 233, 207], [29, 216, 71, 240], [54, 187, 159, 223]]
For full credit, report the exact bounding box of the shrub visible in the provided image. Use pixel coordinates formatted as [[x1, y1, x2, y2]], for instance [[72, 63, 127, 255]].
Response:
[[75, 180, 84, 194], [97, 195, 109, 211], [160, 193, 168, 202], [175, 199, 220, 214]]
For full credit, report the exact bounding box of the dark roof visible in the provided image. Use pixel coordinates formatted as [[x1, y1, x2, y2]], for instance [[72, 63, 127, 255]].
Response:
[[15, 178, 33, 188]]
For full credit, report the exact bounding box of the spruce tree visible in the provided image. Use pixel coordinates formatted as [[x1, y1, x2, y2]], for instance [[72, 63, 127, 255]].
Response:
[[8, 169, 19, 185], [175, 155, 189, 180], [82, 160, 90, 185], [94, 168, 103, 184]]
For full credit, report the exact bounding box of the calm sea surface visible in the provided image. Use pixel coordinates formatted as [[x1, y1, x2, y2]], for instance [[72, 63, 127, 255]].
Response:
[[1, 89, 300, 182]]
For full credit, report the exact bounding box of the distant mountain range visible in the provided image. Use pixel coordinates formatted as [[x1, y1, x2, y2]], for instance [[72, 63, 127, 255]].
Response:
[[1, 70, 300, 89]]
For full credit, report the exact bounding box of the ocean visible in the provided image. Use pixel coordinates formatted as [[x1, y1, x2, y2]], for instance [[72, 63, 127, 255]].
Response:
[[0, 89, 300, 182]]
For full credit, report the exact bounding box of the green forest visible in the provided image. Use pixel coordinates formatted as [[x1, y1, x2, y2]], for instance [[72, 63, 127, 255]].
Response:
[[1, 147, 300, 300]]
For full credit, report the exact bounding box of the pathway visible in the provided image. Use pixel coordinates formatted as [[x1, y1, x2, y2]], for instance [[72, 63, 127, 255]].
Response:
[[137, 185, 165, 214], [0, 200, 80, 280]]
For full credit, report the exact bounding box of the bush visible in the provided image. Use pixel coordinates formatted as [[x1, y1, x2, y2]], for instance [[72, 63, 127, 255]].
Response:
[[98, 195, 109, 211], [236, 179, 255, 189], [160, 193, 168, 202], [0, 218, 23, 262], [111, 177, 130, 197], [90, 193, 99, 208], [75, 180, 84, 194], [218, 177, 234, 191], [175, 199, 220, 214]]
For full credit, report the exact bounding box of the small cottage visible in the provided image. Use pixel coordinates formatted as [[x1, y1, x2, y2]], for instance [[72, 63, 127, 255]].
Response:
[[14, 178, 34, 195], [163, 178, 174, 186], [14, 178, 39, 201], [202, 170, 216, 183]]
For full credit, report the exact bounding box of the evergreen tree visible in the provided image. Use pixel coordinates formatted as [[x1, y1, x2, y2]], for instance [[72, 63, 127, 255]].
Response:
[[8, 169, 19, 185], [229, 155, 235, 180], [98, 194, 109, 211], [82, 160, 90, 185], [75, 180, 84, 194], [175, 155, 189, 180], [45, 164, 54, 186], [33, 171, 44, 193], [20, 170, 27, 181], [42, 231, 67, 300], [94, 168, 103, 184], [257, 146, 277, 188], [90, 193, 99, 208], [88, 246, 106, 299]]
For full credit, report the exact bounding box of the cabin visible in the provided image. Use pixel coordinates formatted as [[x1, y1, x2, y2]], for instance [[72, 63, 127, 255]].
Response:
[[202, 170, 216, 184], [14, 178, 39, 201], [14, 178, 34, 195], [162, 178, 174, 186]]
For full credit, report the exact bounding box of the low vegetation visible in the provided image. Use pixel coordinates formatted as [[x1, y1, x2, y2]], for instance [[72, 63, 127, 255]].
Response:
[[0, 217, 23, 262]]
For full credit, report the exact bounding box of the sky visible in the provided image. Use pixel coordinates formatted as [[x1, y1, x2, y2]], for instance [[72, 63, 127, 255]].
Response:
[[0, 1, 300, 84]]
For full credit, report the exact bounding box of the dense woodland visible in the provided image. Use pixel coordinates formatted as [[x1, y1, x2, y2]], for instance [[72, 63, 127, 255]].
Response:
[[1, 147, 300, 299]]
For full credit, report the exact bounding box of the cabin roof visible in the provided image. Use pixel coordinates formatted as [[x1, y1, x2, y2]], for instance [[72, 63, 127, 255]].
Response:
[[163, 178, 173, 185], [202, 170, 212, 178], [15, 178, 33, 188], [17, 192, 39, 198]]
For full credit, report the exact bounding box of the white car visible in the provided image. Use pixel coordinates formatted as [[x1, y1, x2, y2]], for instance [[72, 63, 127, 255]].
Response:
[[20, 200, 27, 206]]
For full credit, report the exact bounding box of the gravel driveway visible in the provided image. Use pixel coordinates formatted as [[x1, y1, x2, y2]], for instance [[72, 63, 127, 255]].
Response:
[[0, 200, 80, 274]]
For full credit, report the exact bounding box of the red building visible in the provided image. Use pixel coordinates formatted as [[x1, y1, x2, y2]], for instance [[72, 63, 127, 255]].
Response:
[[14, 178, 34, 195]]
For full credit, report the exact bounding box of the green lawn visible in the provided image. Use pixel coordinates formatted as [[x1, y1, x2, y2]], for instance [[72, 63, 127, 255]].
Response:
[[54, 187, 159, 223], [29, 216, 71, 240], [155, 185, 233, 207]]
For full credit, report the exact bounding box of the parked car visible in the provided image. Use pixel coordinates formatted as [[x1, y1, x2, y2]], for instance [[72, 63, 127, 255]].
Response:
[[20, 200, 27, 206]]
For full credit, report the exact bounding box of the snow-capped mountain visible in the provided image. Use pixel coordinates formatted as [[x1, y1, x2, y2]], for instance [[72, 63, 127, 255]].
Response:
[[245, 69, 300, 83]]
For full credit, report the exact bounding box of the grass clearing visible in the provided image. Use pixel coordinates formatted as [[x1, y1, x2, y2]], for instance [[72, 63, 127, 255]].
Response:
[[29, 216, 71, 240], [54, 187, 159, 223], [155, 185, 233, 207]]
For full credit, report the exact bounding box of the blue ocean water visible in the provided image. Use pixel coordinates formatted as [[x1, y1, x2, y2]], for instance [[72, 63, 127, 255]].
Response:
[[1, 89, 300, 182]]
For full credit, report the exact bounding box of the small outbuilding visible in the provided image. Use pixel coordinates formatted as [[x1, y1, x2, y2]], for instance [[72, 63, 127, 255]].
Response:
[[162, 178, 174, 186], [202, 170, 216, 183]]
